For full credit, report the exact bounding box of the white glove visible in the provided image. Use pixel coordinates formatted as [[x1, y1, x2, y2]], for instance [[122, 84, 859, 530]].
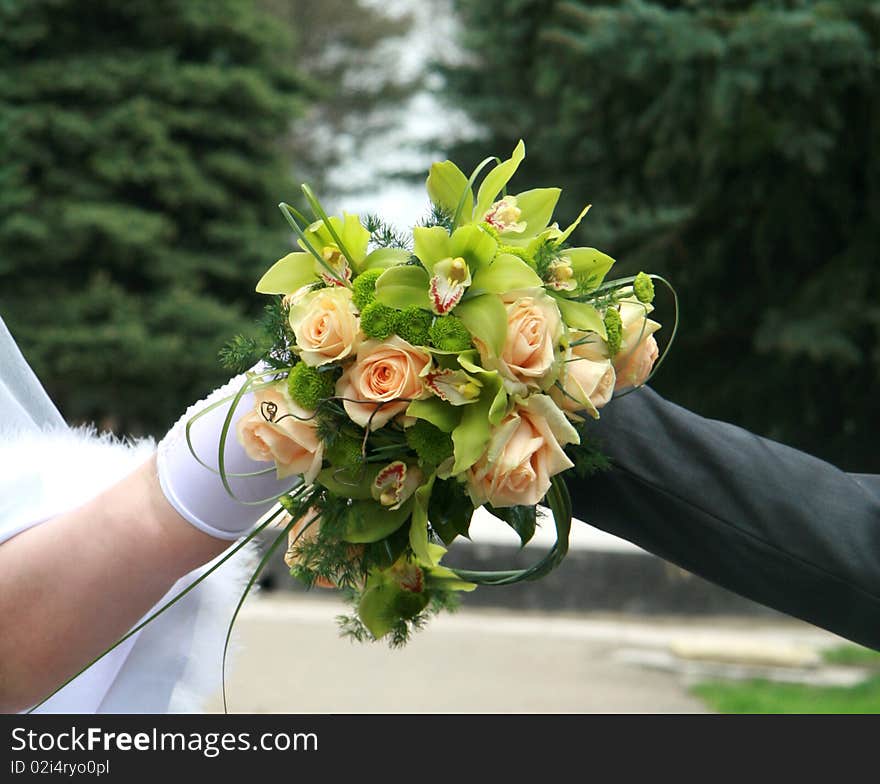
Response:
[[156, 367, 298, 540]]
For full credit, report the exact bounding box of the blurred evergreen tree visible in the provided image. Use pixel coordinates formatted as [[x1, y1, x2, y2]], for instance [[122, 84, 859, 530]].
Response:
[[0, 0, 305, 434], [259, 0, 414, 188], [445, 0, 880, 470]]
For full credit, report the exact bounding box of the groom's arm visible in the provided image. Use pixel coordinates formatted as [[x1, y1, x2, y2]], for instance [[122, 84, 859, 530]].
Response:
[[567, 387, 880, 651]]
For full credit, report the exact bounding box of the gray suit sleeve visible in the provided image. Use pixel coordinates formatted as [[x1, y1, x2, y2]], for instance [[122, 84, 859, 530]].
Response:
[[567, 387, 880, 651]]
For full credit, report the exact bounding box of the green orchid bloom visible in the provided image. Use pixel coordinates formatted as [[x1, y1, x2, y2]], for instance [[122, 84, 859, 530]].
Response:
[[426, 140, 562, 243], [425, 141, 616, 301], [256, 211, 409, 295], [357, 547, 475, 640], [374, 222, 499, 315]]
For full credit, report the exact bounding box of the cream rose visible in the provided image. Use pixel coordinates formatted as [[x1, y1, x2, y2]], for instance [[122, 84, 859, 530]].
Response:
[[614, 334, 659, 390], [613, 299, 661, 390], [480, 291, 563, 393], [288, 286, 360, 367], [551, 345, 616, 419], [236, 383, 323, 481], [336, 336, 431, 430], [467, 395, 578, 508]]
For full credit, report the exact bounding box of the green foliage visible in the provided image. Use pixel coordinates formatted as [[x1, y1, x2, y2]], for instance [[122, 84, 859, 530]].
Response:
[[363, 214, 411, 251], [405, 419, 455, 467], [287, 362, 335, 409], [427, 477, 474, 545], [0, 0, 306, 434], [393, 306, 433, 346], [351, 268, 384, 311], [336, 587, 460, 648], [446, 0, 880, 470], [487, 504, 537, 547], [567, 431, 612, 478], [428, 315, 473, 352], [359, 301, 397, 340]]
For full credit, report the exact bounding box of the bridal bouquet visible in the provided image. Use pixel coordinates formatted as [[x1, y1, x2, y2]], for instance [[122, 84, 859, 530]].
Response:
[[214, 141, 673, 645]]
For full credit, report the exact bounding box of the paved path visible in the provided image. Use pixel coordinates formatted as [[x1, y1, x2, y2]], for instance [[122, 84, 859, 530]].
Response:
[[206, 595, 841, 713]]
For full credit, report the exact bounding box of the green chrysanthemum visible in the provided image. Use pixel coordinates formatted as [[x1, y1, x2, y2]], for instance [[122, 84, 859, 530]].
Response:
[[497, 244, 534, 265], [405, 420, 454, 466], [360, 301, 397, 340], [352, 269, 384, 311], [324, 432, 364, 471], [393, 307, 433, 346], [633, 272, 655, 304], [604, 307, 623, 356], [287, 362, 335, 409], [428, 315, 472, 352]]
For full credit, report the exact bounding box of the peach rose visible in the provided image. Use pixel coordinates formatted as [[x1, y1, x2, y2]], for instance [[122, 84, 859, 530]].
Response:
[[467, 395, 578, 508], [614, 334, 659, 390], [283, 507, 362, 589], [551, 346, 616, 419], [236, 383, 323, 481], [613, 299, 661, 390], [288, 286, 360, 367], [336, 335, 431, 430], [480, 291, 563, 393]]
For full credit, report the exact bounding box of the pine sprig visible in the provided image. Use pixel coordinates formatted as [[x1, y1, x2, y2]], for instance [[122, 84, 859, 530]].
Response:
[[364, 213, 411, 250], [566, 431, 611, 478], [418, 204, 454, 232], [219, 298, 295, 372], [336, 588, 461, 648]]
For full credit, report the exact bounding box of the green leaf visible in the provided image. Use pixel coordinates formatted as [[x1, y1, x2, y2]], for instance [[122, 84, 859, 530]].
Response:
[[255, 252, 318, 294], [406, 397, 462, 433], [429, 477, 474, 545], [375, 265, 432, 310], [452, 372, 505, 473], [513, 188, 561, 237], [553, 294, 607, 337], [340, 212, 371, 263], [410, 475, 438, 565], [357, 583, 400, 639], [556, 203, 592, 245], [362, 247, 411, 270], [413, 226, 452, 270], [474, 139, 526, 221], [470, 253, 542, 294], [341, 499, 413, 544], [426, 159, 473, 219], [566, 247, 615, 293], [450, 224, 498, 271], [487, 504, 537, 547], [454, 293, 508, 356], [317, 466, 378, 500], [425, 562, 478, 592]]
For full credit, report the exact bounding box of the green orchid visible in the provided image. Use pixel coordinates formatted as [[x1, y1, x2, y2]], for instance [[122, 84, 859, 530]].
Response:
[[256, 209, 409, 295], [357, 547, 475, 640], [425, 141, 616, 301], [426, 140, 563, 245], [423, 367, 482, 406], [374, 222, 498, 315]]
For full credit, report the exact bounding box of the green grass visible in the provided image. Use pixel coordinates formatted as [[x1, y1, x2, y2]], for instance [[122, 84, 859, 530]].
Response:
[[692, 645, 880, 714], [821, 644, 880, 669]]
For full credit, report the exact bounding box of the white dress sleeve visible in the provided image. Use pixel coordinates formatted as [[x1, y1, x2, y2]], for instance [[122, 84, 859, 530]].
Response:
[[0, 316, 256, 713]]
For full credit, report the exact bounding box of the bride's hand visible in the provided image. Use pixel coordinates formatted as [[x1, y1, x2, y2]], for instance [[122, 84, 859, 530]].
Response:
[[0, 369, 289, 712]]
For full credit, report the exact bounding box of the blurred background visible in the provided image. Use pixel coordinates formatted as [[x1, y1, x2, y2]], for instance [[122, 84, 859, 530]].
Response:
[[2, 0, 879, 712]]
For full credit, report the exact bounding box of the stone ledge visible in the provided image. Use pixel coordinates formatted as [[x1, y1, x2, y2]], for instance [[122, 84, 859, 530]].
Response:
[[259, 528, 781, 618]]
